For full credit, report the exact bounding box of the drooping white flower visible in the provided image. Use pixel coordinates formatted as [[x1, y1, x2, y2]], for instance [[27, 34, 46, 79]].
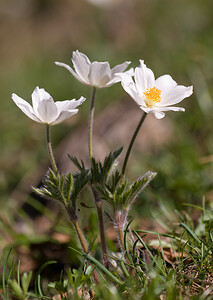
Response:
[[12, 86, 85, 125], [55, 50, 131, 88], [117, 60, 193, 119]]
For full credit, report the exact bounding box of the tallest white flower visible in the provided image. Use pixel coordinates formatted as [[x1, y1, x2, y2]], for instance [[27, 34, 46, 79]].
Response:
[[55, 50, 131, 88]]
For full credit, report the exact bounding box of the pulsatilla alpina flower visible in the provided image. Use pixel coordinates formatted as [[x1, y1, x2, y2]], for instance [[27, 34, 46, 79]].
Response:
[[117, 60, 193, 119], [12, 87, 85, 125], [55, 50, 131, 88]]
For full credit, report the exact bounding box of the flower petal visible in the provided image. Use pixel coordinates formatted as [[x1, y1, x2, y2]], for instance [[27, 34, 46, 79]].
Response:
[[107, 62, 132, 86], [32, 86, 53, 113], [135, 60, 155, 94], [154, 106, 185, 112], [160, 85, 193, 106], [111, 61, 131, 76], [55, 62, 87, 85], [12, 93, 41, 122], [153, 111, 165, 119], [139, 105, 185, 119], [36, 98, 58, 124], [118, 73, 145, 106], [55, 97, 86, 112], [88, 61, 111, 87], [155, 75, 177, 91], [51, 109, 78, 125], [72, 50, 91, 82]]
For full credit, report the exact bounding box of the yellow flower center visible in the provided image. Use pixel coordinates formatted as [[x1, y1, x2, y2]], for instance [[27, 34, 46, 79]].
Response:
[[143, 86, 161, 107]]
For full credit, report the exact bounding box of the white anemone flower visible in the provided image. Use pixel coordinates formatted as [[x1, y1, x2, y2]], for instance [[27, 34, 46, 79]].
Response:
[[117, 60, 193, 119], [12, 86, 85, 125], [55, 50, 131, 88]]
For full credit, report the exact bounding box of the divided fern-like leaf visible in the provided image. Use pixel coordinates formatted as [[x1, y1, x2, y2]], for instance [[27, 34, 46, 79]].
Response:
[[70, 169, 90, 210], [68, 155, 86, 172], [34, 158, 91, 212], [91, 147, 123, 184]]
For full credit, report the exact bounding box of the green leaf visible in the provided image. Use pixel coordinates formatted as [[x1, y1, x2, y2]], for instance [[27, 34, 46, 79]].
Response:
[[71, 169, 90, 209], [68, 155, 86, 172], [8, 280, 23, 299], [21, 271, 32, 295], [91, 147, 123, 184]]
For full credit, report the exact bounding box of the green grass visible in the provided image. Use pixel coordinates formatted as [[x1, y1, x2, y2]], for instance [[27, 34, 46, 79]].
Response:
[[0, 200, 212, 299]]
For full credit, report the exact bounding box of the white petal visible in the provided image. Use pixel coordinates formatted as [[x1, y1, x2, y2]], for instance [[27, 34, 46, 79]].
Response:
[[160, 85, 193, 106], [135, 60, 155, 94], [154, 106, 185, 112], [51, 109, 78, 125], [119, 73, 145, 106], [88, 61, 111, 87], [32, 86, 52, 113], [12, 93, 41, 122], [111, 61, 131, 76], [55, 97, 86, 111], [55, 62, 87, 85], [124, 67, 134, 76], [139, 105, 184, 119], [153, 106, 184, 119], [155, 75, 177, 91], [72, 50, 91, 82], [36, 98, 58, 124], [153, 111, 165, 119], [106, 62, 132, 86]]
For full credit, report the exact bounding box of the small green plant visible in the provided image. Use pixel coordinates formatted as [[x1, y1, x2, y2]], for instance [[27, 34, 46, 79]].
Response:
[[2, 49, 212, 300]]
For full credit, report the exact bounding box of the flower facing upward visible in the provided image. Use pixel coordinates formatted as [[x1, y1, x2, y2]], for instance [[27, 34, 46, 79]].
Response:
[[117, 60, 193, 119], [12, 87, 85, 125], [55, 50, 131, 88]]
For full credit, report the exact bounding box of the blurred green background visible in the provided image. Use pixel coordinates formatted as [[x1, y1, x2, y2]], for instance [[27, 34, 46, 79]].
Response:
[[1, 0, 213, 256]]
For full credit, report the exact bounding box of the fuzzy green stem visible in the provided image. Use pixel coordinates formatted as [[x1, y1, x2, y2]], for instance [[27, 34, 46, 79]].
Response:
[[45, 124, 58, 174], [87, 87, 109, 269], [72, 219, 89, 254], [115, 210, 127, 253], [72, 218, 99, 283], [117, 223, 125, 253], [88, 87, 97, 160], [122, 112, 147, 176], [93, 189, 109, 269]]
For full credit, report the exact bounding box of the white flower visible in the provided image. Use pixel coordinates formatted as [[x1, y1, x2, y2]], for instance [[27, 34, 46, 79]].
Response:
[[55, 50, 131, 88], [12, 86, 85, 125], [117, 60, 193, 119]]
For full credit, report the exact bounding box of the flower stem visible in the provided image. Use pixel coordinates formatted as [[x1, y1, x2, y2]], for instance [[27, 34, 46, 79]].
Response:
[[122, 112, 147, 176], [93, 189, 109, 269], [72, 218, 99, 284], [88, 87, 97, 160], [72, 218, 89, 254], [45, 124, 58, 174], [115, 210, 127, 253], [87, 87, 109, 269]]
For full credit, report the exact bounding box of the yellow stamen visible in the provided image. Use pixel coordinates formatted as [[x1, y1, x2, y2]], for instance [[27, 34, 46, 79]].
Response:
[[143, 86, 161, 107]]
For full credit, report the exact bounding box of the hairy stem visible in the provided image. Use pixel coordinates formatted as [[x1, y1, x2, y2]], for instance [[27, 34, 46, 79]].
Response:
[[87, 87, 109, 269], [72, 219, 89, 254], [45, 124, 58, 174], [122, 112, 147, 176], [115, 210, 127, 253], [93, 189, 109, 269], [71, 216, 99, 283], [88, 87, 97, 160]]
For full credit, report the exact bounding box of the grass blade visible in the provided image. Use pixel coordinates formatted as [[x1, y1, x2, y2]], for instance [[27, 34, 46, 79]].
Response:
[[2, 247, 13, 298]]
